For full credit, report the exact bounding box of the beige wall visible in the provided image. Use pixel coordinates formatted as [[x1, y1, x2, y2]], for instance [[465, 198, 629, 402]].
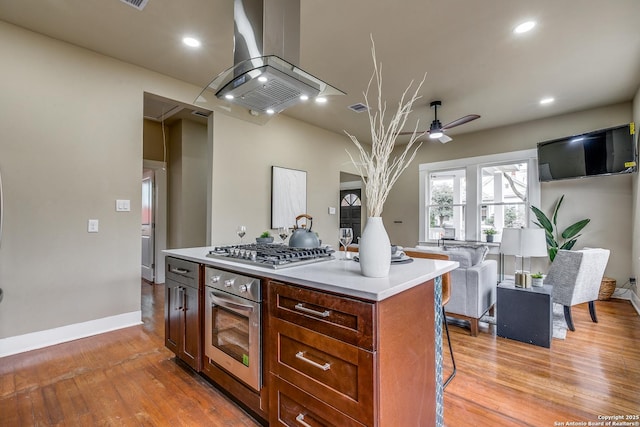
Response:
[[143, 119, 165, 162], [0, 20, 357, 342], [0, 21, 206, 339], [176, 120, 208, 248], [1, 18, 636, 346], [384, 102, 634, 287], [210, 113, 355, 248], [632, 86, 640, 302]]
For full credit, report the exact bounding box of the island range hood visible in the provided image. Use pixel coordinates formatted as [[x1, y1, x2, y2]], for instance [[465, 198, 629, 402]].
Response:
[[198, 0, 344, 115]]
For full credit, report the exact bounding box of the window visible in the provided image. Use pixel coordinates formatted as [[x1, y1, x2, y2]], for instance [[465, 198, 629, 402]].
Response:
[[419, 149, 539, 243], [479, 161, 528, 234], [427, 169, 466, 240]]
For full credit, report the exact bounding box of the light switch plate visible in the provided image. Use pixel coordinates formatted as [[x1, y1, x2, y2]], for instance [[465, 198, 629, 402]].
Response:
[[116, 199, 131, 212], [328, 207, 336, 215], [88, 219, 99, 233]]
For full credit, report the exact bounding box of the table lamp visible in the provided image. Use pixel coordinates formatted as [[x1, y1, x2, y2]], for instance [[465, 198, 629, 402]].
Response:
[[500, 228, 548, 287]]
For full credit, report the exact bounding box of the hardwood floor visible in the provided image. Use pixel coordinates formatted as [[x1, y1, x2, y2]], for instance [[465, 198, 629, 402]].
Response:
[[1, 282, 638, 426], [444, 299, 640, 426], [0, 283, 260, 426]]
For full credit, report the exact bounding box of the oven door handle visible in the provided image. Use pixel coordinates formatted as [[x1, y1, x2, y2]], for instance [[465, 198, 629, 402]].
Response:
[[210, 293, 255, 313]]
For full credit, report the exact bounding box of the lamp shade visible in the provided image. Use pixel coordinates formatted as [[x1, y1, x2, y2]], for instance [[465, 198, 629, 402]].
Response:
[[500, 228, 548, 257]]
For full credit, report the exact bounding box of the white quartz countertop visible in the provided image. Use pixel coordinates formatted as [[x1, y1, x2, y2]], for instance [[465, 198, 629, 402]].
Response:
[[163, 247, 458, 302]]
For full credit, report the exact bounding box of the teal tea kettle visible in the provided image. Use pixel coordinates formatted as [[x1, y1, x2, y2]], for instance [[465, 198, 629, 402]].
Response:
[[288, 214, 320, 249]]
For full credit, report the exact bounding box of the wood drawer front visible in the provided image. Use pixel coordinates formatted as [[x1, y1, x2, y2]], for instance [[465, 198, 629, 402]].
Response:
[[270, 375, 365, 427], [268, 281, 375, 350], [271, 318, 374, 425]]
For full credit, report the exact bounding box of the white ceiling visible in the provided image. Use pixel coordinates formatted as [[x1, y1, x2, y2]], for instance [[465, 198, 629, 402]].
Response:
[[1, 0, 639, 143]]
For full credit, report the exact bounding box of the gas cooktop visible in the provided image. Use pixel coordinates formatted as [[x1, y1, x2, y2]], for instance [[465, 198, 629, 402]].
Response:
[[206, 244, 334, 269]]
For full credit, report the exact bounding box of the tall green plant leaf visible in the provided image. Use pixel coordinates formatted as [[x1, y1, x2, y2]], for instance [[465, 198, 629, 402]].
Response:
[[531, 206, 553, 233], [552, 195, 564, 227], [530, 194, 589, 262], [561, 238, 578, 250], [561, 219, 590, 239]]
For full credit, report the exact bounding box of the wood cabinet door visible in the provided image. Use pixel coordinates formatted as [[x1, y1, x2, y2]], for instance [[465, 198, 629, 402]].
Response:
[[182, 284, 201, 370], [164, 281, 181, 354], [270, 317, 374, 425], [268, 281, 374, 350]]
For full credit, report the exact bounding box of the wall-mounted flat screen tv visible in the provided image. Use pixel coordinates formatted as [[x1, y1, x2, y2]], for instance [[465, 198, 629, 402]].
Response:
[[537, 124, 637, 182]]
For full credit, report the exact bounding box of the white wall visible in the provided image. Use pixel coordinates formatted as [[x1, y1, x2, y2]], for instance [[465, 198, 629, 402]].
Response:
[[384, 102, 634, 287]]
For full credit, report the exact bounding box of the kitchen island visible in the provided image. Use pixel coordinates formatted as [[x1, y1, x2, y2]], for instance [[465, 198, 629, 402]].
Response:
[[164, 246, 458, 427]]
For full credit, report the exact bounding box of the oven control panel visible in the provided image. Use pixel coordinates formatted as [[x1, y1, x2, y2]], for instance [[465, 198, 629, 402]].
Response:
[[205, 266, 261, 302]]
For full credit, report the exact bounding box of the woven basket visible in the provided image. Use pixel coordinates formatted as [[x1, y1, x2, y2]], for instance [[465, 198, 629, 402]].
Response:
[[598, 277, 616, 300]]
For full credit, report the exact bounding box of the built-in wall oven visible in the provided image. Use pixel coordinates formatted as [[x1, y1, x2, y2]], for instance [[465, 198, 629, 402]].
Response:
[[204, 266, 262, 392]]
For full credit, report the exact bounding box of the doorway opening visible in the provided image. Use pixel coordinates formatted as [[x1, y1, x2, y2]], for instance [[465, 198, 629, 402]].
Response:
[[340, 172, 364, 243], [142, 92, 211, 285]]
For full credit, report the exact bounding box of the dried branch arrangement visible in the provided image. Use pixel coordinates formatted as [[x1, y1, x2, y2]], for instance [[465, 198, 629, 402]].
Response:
[[345, 37, 426, 217]]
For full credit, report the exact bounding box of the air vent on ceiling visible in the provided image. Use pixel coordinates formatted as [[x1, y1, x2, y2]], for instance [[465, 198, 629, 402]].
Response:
[[120, 0, 149, 11], [191, 111, 210, 118], [348, 103, 369, 113]]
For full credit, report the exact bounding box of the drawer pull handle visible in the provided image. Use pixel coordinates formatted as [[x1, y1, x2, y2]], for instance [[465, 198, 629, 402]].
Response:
[[294, 303, 330, 318], [295, 351, 331, 371], [295, 414, 313, 427], [170, 267, 189, 274]]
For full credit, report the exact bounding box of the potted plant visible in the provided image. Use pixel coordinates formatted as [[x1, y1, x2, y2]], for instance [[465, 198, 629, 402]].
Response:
[[531, 195, 590, 261], [483, 228, 497, 243], [531, 272, 544, 287], [256, 231, 274, 244]]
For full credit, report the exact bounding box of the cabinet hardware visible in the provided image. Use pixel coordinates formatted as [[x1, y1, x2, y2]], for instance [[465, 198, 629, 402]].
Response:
[[294, 303, 330, 318], [211, 293, 255, 313], [295, 351, 331, 371], [295, 413, 313, 427], [176, 286, 184, 310], [170, 267, 189, 274]]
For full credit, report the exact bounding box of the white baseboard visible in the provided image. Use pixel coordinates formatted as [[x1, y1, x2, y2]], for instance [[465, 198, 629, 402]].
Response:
[[612, 288, 640, 316], [631, 291, 640, 315], [0, 311, 142, 358]]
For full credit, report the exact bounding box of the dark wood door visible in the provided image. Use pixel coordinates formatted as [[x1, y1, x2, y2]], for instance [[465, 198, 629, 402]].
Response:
[[339, 189, 362, 242]]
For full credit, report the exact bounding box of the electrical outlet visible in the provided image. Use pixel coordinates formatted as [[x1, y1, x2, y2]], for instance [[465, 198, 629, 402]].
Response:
[[630, 277, 636, 285]]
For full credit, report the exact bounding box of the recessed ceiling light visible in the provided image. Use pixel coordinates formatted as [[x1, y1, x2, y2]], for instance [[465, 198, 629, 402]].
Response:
[[514, 21, 536, 34], [300, 94, 309, 101], [258, 76, 268, 83], [266, 109, 275, 115], [315, 97, 327, 104], [540, 97, 555, 105], [224, 94, 234, 100], [182, 37, 201, 48]]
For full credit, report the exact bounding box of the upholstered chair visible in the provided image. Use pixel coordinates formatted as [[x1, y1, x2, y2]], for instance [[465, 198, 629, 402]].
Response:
[[543, 248, 610, 331]]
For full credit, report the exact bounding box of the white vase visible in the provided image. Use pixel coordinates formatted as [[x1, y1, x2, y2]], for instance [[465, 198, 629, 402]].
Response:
[[359, 217, 391, 278]]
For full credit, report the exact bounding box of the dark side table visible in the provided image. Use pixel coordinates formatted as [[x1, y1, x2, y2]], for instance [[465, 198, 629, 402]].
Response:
[[497, 282, 553, 348]]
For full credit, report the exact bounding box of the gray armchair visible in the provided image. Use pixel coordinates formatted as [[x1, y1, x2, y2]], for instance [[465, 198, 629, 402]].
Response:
[[412, 245, 497, 336], [544, 248, 610, 331]]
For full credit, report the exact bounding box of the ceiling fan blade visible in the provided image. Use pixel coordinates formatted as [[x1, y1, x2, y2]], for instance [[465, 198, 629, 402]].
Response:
[[438, 134, 452, 144], [441, 114, 480, 130], [398, 130, 428, 137]]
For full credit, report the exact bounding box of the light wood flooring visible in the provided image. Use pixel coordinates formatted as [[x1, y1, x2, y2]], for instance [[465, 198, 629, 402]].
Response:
[[1, 282, 638, 426]]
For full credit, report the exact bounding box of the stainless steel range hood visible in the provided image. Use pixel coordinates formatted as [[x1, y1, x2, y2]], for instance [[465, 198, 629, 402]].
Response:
[[197, 0, 344, 115]]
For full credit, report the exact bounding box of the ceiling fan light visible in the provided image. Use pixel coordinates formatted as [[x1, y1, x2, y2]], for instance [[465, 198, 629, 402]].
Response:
[[429, 119, 443, 139]]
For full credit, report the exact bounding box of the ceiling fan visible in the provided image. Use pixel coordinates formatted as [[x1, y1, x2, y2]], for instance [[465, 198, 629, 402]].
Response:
[[400, 100, 480, 143]]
